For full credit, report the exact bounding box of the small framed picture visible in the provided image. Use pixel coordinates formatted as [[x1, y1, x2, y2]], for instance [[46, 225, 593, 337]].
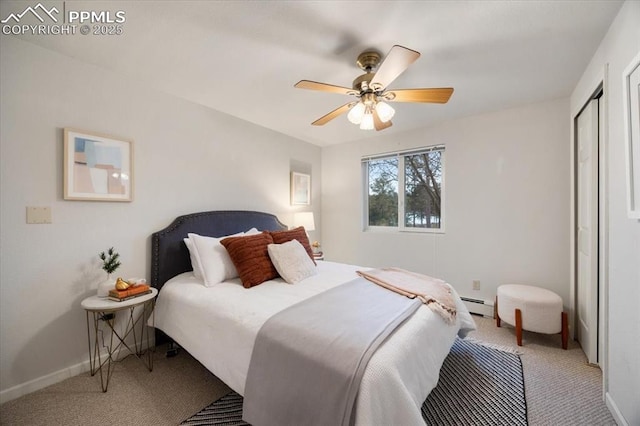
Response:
[[63, 128, 133, 201], [291, 172, 311, 205]]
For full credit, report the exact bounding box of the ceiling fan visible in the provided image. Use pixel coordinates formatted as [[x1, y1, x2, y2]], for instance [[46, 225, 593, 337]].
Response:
[[294, 45, 454, 131]]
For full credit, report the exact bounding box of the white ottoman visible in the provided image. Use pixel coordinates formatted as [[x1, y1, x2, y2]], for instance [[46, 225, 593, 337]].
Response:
[[495, 284, 568, 349]]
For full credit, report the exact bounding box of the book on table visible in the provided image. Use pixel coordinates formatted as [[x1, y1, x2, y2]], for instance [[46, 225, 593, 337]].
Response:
[[108, 284, 151, 302]]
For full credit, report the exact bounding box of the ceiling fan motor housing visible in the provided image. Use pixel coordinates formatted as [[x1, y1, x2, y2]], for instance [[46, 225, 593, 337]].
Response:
[[354, 50, 382, 93], [356, 50, 381, 71]]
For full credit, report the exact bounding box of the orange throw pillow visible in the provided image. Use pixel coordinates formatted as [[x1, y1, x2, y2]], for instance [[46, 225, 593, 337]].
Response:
[[220, 232, 278, 288], [269, 227, 316, 265]]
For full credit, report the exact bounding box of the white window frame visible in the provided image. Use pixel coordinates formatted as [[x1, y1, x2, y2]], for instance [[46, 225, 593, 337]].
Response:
[[362, 145, 445, 234]]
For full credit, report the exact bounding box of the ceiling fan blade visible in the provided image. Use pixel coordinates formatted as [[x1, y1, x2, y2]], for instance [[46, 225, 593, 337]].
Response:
[[295, 80, 354, 95], [370, 45, 420, 91], [373, 110, 393, 131], [311, 102, 356, 126], [386, 88, 454, 103]]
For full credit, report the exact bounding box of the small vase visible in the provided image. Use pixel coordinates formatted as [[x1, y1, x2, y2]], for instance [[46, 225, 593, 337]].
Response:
[[97, 274, 114, 298]]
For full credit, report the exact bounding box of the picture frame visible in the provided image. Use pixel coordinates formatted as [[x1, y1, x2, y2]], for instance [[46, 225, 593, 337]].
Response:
[[623, 52, 640, 219], [290, 172, 311, 205], [63, 128, 133, 202]]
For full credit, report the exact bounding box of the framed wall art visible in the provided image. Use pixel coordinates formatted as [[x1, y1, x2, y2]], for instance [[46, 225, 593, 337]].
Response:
[[623, 52, 640, 219], [290, 172, 311, 205], [63, 128, 133, 201]]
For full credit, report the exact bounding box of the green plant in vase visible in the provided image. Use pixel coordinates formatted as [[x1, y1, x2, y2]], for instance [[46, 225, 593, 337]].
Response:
[[99, 247, 121, 274], [97, 247, 121, 297]]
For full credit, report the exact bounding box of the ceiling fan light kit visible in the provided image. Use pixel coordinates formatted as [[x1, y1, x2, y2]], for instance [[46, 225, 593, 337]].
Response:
[[294, 45, 453, 131], [347, 99, 395, 130], [346, 91, 395, 130]]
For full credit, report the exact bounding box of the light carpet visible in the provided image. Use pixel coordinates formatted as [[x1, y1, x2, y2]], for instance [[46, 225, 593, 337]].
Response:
[[181, 337, 527, 426], [0, 317, 615, 425]]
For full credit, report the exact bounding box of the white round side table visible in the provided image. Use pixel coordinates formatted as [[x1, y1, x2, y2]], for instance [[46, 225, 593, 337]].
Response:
[[81, 288, 158, 392]]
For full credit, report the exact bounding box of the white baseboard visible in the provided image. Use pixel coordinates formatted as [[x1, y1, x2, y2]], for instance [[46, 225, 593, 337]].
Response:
[[0, 358, 91, 404], [461, 296, 494, 318], [606, 391, 628, 426], [0, 338, 154, 404]]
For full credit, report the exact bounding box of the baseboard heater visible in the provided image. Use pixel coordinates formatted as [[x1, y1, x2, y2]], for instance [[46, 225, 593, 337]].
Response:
[[460, 296, 494, 318]]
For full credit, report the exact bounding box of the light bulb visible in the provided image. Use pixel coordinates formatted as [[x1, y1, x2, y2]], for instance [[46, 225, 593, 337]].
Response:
[[360, 112, 374, 130], [347, 102, 366, 124], [376, 101, 395, 123]]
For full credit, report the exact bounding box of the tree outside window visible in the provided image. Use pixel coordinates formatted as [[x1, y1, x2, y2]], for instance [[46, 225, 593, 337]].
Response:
[[367, 158, 398, 226], [364, 147, 444, 231], [405, 151, 442, 228]]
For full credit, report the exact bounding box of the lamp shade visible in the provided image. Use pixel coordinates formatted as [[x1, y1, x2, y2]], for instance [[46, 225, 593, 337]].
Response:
[[360, 112, 374, 130], [376, 101, 395, 122], [347, 102, 366, 124], [293, 212, 315, 231]]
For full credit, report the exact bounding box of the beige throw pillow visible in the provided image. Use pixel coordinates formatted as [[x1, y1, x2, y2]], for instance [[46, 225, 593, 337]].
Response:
[[267, 239, 317, 284]]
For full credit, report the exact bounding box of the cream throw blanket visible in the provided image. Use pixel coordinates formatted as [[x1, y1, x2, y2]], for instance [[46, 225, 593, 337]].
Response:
[[357, 267, 457, 324]]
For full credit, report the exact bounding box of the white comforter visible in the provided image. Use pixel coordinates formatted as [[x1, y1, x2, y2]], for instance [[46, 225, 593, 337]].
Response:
[[153, 261, 476, 426]]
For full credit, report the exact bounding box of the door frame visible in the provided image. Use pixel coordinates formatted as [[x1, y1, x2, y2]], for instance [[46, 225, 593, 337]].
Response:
[[569, 65, 609, 396]]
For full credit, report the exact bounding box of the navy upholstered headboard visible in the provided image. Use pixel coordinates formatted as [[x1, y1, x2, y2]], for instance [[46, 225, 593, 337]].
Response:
[[150, 210, 287, 290]]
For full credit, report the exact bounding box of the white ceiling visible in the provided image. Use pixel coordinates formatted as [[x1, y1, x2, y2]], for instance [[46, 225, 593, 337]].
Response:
[[7, 0, 623, 146]]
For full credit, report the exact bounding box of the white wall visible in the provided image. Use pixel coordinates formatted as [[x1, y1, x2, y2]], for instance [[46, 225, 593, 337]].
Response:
[[0, 36, 321, 399], [321, 98, 570, 305], [571, 2, 640, 425]]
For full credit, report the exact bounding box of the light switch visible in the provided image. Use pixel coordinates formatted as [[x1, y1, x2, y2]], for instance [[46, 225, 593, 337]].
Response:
[[26, 207, 52, 224]]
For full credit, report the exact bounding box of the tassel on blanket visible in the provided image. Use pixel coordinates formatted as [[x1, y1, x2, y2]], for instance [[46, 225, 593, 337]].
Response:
[[357, 268, 457, 325]]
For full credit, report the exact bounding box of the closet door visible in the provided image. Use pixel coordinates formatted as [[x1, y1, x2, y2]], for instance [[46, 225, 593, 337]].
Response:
[[576, 98, 599, 365]]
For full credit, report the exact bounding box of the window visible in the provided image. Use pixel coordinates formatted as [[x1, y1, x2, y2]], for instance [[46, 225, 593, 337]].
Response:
[[363, 146, 445, 231]]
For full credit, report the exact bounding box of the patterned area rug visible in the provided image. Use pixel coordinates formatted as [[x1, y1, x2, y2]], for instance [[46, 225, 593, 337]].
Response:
[[181, 338, 527, 426]]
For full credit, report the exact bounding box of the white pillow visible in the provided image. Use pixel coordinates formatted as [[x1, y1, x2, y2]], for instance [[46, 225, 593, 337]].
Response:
[[245, 227, 260, 235], [267, 239, 317, 284], [184, 238, 203, 279], [188, 232, 243, 286]]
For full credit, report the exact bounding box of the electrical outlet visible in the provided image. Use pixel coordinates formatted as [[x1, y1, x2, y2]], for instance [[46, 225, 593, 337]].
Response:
[[472, 280, 481, 291]]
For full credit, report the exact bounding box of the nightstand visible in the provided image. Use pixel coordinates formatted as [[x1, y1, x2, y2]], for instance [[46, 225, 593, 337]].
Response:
[[81, 288, 157, 392], [313, 252, 324, 261]]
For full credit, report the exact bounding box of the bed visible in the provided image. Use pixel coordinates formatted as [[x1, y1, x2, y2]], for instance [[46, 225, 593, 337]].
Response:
[[150, 210, 476, 426]]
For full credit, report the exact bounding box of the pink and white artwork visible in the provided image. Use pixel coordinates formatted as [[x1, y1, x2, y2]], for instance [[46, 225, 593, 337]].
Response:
[[64, 129, 132, 201]]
